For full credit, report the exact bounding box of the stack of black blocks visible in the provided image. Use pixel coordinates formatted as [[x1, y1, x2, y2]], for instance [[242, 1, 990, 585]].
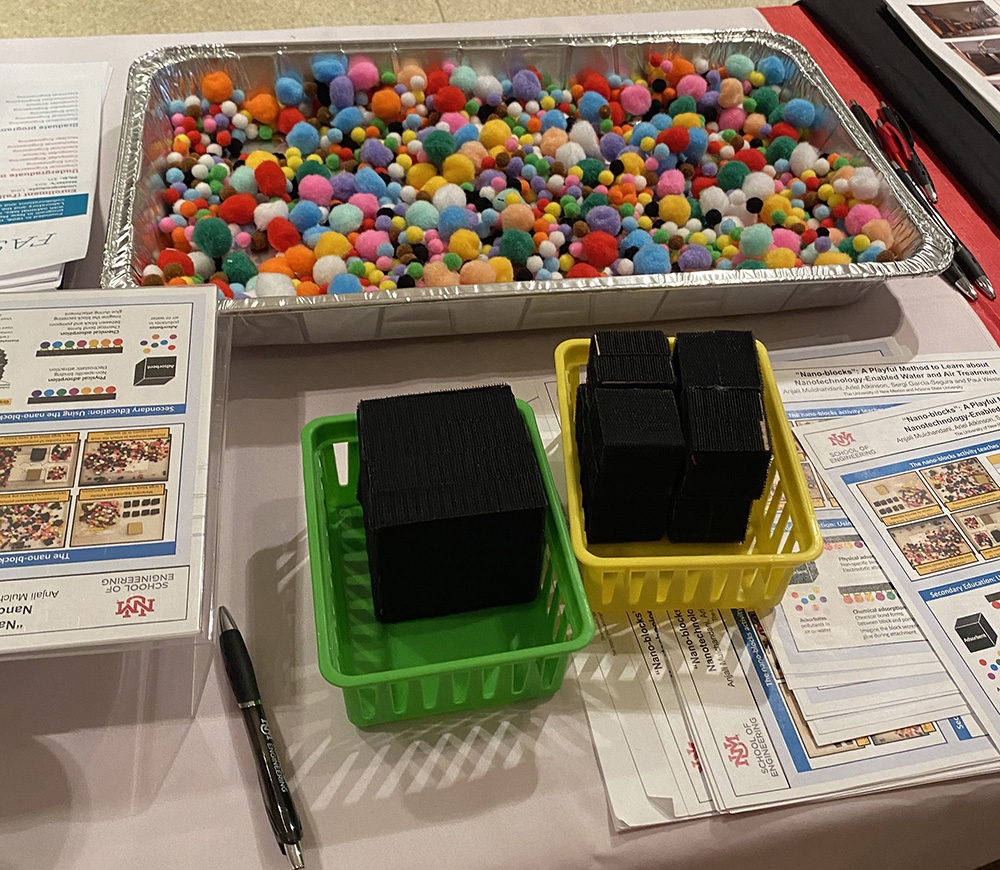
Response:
[[576, 329, 772, 545], [357, 385, 548, 623]]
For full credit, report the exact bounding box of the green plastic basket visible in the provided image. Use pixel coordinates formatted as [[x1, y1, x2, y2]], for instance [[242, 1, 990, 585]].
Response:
[[301, 400, 595, 727]]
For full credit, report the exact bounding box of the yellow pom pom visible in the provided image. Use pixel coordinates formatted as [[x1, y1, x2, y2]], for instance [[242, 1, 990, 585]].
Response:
[[638, 192, 653, 205], [390, 215, 406, 230], [305, 154, 323, 164], [406, 163, 437, 190], [637, 216, 653, 231], [748, 71, 765, 86], [540, 96, 556, 110], [760, 194, 790, 226], [519, 133, 534, 146], [640, 136, 656, 152], [544, 202, 561, 216], [558, 253, 575, 273], [422, 175, 448, 197], [764, 248, 796, 269], [722, 244, 739, 259], [658, 195, 692, 225], [503, 191, 522, 205], [314, 232, 351, 259], [449, 229, 481, 261], [717, 235, 731, 249], [489, 256, 514, 282], [817, 183, 834, 201], [598, 170, 615, 186], [281, 165, 295, 180], [814, 251, 853, 266], [350, 127, 366, 144], [405, 225, 424, 243], [827, 193, 846, 208], [480, 119, 512, 150], [379, 280, 396, 291], [245, 150, 279, 169], [369, 269, 384, 283], [853, 234, 871, 252], [619, 152, 645, 176], [801, 169, 817, 179], [396, 154, 413, 170], [688, 231, 708, 246], [287, 156, 303, 171], [285, 147, 301, 158], [671, 112, 703, 129], [442, 153, 475, 185], [568, 166, 584, 179], [401, 129, 417, 144]]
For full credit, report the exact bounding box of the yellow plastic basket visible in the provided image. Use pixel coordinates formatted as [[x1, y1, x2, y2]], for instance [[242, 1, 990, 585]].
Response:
[[555, 337, 822, 613]]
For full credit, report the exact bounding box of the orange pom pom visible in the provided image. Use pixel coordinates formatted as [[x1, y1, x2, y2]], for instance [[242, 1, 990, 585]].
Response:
[[284, 244, 316, 277], [258, 256, 294, 277], [371, 88, 402, 121], [296, 281, 321, 296], [245, 93, 279, 126], [201, 71, 233, 104]]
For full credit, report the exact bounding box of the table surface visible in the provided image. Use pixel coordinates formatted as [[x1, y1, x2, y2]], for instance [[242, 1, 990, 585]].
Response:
[[4, 13, 1000, 870]]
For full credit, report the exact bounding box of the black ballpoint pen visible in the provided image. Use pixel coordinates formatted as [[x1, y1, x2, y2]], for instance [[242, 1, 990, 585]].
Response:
[[878, 100, 937, 204], [219, 606, 305, 869]]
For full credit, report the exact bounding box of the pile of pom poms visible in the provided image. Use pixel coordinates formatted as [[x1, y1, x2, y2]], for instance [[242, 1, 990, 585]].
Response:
[[143, 51, 898, 300]]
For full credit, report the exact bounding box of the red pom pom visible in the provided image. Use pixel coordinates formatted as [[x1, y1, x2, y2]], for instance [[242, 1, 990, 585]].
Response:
[[770, 122, 799, 142], [216, 130, 232, 147], [582, 73, 611, 99], [567, 263, 602, 279], [266, 217, 301, 252], [649, 53, 663, 67], [832, 203, 850, 219], [801, 229, 818, 245], [481, 156, 495, 170], [218, 193, 257, 224], [707, 140, 724, 155], [432, 85, 466, 114], [733, 148, 766, 172], [338, 147, 354, 161], [609, 101, 625, 127], [163, 188, 180, 204], [193, 143, 207, 155], [425, 69, 449, 95], [254, 161, 287, 197], [820, 218, 836, 228], [157, 249, 195, 275], [691, 177, 717, 196], [662, 127, 690, 153], [277, 107, 306, 134], [210, 278, 233, 298], [805, 176, 820, 191], [194, 198, 209, 210], [581, 231, 619, 269], [181, 116, 197, 132]]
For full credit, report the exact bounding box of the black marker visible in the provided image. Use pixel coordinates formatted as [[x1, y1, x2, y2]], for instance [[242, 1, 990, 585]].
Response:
[[218, 606, 305, 869]]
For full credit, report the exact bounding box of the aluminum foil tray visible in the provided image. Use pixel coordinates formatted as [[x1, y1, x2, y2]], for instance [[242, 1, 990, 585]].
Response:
[[102, 29, 950, 346]]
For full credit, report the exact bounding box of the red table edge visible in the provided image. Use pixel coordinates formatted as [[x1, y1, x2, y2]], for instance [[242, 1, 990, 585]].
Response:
[[761, 5, 1000, 343]]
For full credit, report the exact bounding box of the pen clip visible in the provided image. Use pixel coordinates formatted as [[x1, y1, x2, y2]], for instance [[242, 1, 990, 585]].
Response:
[[876, 119, 911, 169], [879, 101, 914, 147]]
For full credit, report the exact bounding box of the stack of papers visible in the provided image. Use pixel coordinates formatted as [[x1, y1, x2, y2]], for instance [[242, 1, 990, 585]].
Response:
[[0, 64, 108, 292], [577, 343, 1000, 828]]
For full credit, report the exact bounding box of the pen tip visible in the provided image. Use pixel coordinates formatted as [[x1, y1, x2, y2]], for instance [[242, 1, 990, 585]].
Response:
[[977, 276, 996, 300], [957, 275, 978, 301], [218, 606, 237, 633], [285, 843, 305, 869]]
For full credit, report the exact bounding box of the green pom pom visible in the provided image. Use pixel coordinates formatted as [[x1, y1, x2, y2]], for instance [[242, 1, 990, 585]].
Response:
[[600, 118, 613, 133], [325, 154, 340, 170], [833, 156, 850, 170], [192, 217, 232, 258], [442, 252, 462, 271], [729, 226, 743, 241], [687, 197, 703, 221], [736, 259, 768, 270], [578, 158, 603, 187], [766, 135, 797, 163], [380, 71, 396, 85], [619, 203, 635, 217], [221, 251, 257, 285], [563, 200, 580, 219], [771, 209, 786, 225], [751, 87, 778, 117], [768, 105, 785, 125], [652, 228, 669, 244], [423, 130, 456, 164], [742, 97, 757, 113], [580, 192, 609, 217], [725, 53, 756, 81], [499, 229, 535, 264], [716, 160, 749, 192], [347, 259, 366, 276], [720, 128, 737, 143], [669, 95, 696, 117], [257, 125, 273, 141], [209, 163, 228, 181], [406, 262, 423, 278]]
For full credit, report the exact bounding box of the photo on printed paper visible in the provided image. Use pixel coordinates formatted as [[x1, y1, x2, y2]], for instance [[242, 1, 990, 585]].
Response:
[[857, 472, 941, 526], [0, 492, 70, 551], [921, 457, 1000, 510], [78, 429, 171, 486], [888, 516, 978, 575]]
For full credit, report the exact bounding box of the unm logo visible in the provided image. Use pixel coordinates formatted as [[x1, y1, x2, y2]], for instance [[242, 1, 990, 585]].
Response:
[[723, 734, 749, 767], [828, 431, 855, 447], [116, 595, 155, 617]]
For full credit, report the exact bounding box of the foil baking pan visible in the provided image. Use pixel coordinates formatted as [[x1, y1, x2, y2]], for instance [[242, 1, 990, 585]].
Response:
[[102, 29, 951, 345]]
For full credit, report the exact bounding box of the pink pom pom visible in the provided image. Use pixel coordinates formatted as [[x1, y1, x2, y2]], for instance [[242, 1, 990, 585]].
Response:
[[659, 59, 673, 73], [845, 203, 881, 236], [440, 112, 467, 133], [376, 255, 393, 271], [348, 192, 379, 218], [347, 57, 379, 91], [355, 230, 389, 261], [657, 169, 686, 197], [202, 117, 217, 134], [620, 84, 652, 116], [718, 107, 747, 132], [235, 231, 252, 248], [298, 174, 334, 205], [676, 74, 707, 100], [428, 238, 445, 254], [159, 217, 176, 233], [772, 228, 801, 254], [184, 225, 195, 240]]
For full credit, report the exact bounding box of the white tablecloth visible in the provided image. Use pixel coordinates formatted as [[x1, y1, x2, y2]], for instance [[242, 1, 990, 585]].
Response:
[[3, 12, 1000, 870]]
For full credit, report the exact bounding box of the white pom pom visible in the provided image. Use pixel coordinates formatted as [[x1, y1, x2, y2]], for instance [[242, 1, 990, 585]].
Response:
[[255, 273, 295, 297], [742, 171, 776, 200], [849, 166, 881, 201], [789, 142, 818, 178], [313, 255, 347, 285]]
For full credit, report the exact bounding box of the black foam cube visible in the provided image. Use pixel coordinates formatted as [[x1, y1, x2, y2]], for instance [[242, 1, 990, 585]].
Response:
[[588, 330, 675, 390], [668, 494, 753, 543], [357, 385, 548, 623], [673, 331, 763, 391], [680, 386, 772, 500], [955, 613, 998, 652]]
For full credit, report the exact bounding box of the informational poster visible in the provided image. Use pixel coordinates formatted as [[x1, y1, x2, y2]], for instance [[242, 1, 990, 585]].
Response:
[[0, 287, 218, 654]]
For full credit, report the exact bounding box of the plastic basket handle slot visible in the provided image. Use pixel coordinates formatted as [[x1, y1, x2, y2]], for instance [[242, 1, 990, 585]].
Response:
[[481, 666, 501, 701], [451, 671, 471, 706], [358, 686, 378, 722], [420, 676, 440, 711], [391, 682, 409, 716], [602, 571, 625, 607], [512, 662, 531, 695]]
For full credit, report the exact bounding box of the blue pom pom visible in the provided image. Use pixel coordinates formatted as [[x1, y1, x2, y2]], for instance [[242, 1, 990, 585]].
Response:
[[286, 121, 319, 154], [438, 205, 468, 238], [403, 113, 422, 130], [541, 109, 567, 132], [621, 217, 639, 233], [168, 99, 185, 115], [631, 122, 658, 146], [331, 273, 363, 294], [620, 229, 653, 252], [783, 98, 816, 129], [354, 166, 387, 197], [651, 113, 673, 130], [757, 56, 785, 85], [633, 244, 671, 274], [682, 127, 709, 162], [165, 167, 184, 183], [332, 106, 364, 133], [276, 76, 304, 106], [302, 226, 326, 248], [289, 200, 322, 232], [454, 124, 480, 146], [311, 54, 347, 83], [578, 91, 608, 122], [230, 89, 245, 104]]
